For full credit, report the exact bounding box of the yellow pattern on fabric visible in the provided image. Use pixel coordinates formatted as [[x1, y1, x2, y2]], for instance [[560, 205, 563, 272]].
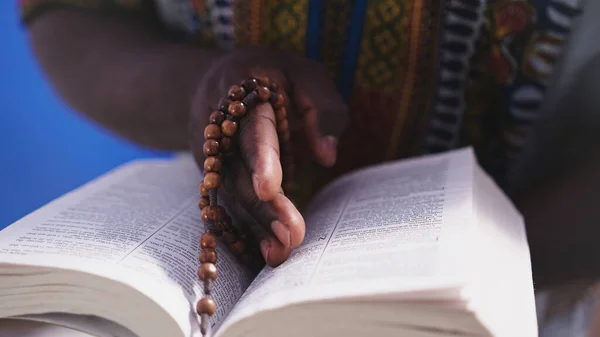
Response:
[[263, 0, 308, 54], [322, 0, 353, 79], [354, 0, 408, 93], [233, 0, 266, 46], [249, 0, 265, 45], [233, 0, 251, 45], [386, 0, 427, 159]]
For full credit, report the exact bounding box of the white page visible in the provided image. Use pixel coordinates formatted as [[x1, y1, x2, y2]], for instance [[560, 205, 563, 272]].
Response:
[[467, 164, 537, 336], [220, 148, 477, 332], [0, 156, 254, 336]]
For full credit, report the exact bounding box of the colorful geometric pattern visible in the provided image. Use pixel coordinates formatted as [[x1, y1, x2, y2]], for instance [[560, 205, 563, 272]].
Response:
[[234, 0, 309, 54], [338, 0, 443, 162], [232, 0, 253, 45], [16, 0, 584, 189], [263, 0, 308, 54], [355, 0, 407, 92], [205, 0, 235, 49], [321, 0, 353, 81], [458, 0, 583, 184], [421, 0, 485, 155]]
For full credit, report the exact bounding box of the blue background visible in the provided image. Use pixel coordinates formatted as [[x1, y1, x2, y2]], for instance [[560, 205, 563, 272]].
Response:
[[0, 2, 168, 229]]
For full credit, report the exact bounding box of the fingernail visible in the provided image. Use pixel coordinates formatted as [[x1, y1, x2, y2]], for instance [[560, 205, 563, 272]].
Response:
[[321, 136, 338, 166], [252, 174, 263, 199], [271, 220, 291, 248], [260, 239, 271, 262]]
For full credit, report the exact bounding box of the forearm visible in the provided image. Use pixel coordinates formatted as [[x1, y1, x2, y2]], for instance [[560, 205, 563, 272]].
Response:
[[27, 9, 225, 149]]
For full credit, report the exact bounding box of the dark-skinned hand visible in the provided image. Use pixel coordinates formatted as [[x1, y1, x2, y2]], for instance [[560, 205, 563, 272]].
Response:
[[189, 47, 348, 267]]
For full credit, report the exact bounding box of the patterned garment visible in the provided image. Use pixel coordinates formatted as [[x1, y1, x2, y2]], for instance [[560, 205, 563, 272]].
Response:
[[18, 0, 584, 192]]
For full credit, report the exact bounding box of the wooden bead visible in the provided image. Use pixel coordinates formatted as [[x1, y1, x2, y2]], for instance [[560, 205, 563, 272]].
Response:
[[201, 206, 216, 222], [228, 240, 246, 255], [196, 297, 216, 316], [203, 140, 220, 156], [199, 182, 209, 197], [275, 107, 287, 121], [272, 93, 285, 108], [241, 78, 258, 92], [269, 81, 279, 92], [218, 97, 231, 112], [213, 206, 225, 222], [200, 248, 218, 264], [228, 85, 246, 101], [204, 124, 221, 140], [212, 222, 223, 236], [209, 111, 225, 125], [200, 232, 218, 249], [198, 197, 209, 209], [198, 262, 218, 281], [214, 220, 226, 235], [221, 215, 232, 229], [223, 231, 238, 244], [220, 136, 232, 152], [221, 120, 238, 137], [228, 101, 246, 117], [277, 119, 289, 133], [275, 93, 285, 108], [256, 86, 271, 102], [256, 76, 271, 87], [203, 172, 221, 189], [204, 156, 222, 172], [281, 130, 291, 142], [200, 206, 214, 222]]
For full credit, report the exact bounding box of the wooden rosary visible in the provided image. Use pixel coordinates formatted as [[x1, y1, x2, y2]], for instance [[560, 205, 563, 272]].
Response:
[[195, 77, 293, 335]]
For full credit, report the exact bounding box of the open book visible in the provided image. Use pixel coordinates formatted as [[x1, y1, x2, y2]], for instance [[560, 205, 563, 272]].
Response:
[[0, 147, 537, 337]]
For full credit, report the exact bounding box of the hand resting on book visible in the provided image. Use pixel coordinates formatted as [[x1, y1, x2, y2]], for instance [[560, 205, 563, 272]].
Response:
[[187, 47, 349, 267]]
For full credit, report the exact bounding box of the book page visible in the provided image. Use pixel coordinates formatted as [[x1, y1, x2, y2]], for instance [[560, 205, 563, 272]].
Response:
[[468, 163, 537, 336], [0, 318, 97, 337], [221, 148, 476, 330], [0, 156, 254, 336], [7, 314, 136, 337]]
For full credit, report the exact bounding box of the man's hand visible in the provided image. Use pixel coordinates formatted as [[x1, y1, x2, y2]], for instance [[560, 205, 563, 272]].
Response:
[[189, 48, 348, 266], [25, 9, 348, 266]]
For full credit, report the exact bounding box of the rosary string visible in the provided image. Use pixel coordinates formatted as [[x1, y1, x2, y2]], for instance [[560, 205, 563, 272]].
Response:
[[195, 77, 293, 336]]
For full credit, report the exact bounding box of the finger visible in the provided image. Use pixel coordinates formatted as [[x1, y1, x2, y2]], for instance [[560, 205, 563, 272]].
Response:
[[268, 192, 306, 248], [260, 235, 291, 267], [222, 154, 305, 249], [290, 65, 348, 167], [238, 101, 282, 201], [222, 200, 292, 268], [222, 158, 301, 267], [216, 186, 272, 262]]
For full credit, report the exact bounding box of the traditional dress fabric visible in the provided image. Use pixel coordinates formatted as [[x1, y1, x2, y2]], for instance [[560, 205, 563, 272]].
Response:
[[18, 0, 584, 188]]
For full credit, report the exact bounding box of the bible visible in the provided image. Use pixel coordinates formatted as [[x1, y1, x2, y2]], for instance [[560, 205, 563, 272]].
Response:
[[0, 147, 537, 337]]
